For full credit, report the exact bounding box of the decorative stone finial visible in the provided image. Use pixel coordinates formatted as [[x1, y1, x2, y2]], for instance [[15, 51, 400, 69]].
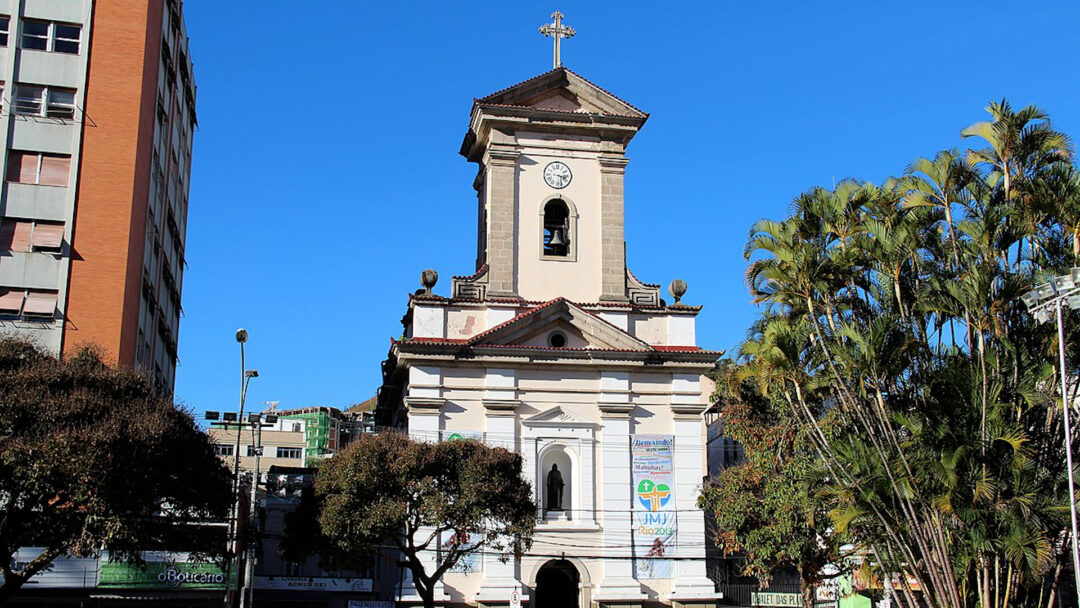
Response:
[[420, 269, 439, 295], [669, 279, 687, 304]]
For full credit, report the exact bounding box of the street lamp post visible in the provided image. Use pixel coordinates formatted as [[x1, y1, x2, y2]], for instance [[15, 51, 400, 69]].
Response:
[[1021, 267, 1080, 596], [223, 329, 258, 608], [241, 412, 278, 608]]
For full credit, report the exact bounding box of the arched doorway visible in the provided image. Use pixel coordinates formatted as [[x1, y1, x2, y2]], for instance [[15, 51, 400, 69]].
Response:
[[534, 559, 579, 608]]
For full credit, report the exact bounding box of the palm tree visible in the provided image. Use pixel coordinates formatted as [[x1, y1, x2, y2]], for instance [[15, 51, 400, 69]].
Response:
[[962, 99, 1074, 265]]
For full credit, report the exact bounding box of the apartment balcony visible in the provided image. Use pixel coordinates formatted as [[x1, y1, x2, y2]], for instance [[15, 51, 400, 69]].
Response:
[[0, 250, 61, 289], [3, 182, 69, 221], [18, 49, 86, 89], [24, 0, 90, 24], [10, 118, 78, 155]]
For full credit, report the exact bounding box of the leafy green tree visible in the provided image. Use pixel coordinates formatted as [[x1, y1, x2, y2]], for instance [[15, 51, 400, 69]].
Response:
[[290, 431, 535, 608], [739, 100, 1078, 608], [699, 361, 840, 608], [0, 338, 232, 602]]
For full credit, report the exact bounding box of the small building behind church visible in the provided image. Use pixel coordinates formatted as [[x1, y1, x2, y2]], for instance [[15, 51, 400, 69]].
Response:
[[377, 63, 720, 608]]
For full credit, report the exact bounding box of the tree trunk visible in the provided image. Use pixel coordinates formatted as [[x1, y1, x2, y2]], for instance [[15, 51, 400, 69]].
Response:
[[0, 577, 27, 605], [799, 566, 814, 608], [418, 580, 436, 608], [0, 547, 60, 604]]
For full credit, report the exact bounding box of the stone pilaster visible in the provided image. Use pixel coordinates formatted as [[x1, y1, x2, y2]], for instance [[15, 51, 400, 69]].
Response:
[[402, 393, 450, 604], [477, 396, 528, 605], [669, 399, 719, 603], [599, 155, 629, 302], [485, 148, 520, 298], [595, 400, 645, 603]]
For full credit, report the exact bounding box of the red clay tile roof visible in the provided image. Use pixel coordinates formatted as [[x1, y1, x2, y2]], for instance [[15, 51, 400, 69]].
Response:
[[396, 297, 715, 356], [452, 264, 488, 282], [463, 297, 571, 344], [627, 268, 661, 289]]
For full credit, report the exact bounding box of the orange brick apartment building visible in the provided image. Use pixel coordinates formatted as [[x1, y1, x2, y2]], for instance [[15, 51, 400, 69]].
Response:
[[0, 0, 196, 392]]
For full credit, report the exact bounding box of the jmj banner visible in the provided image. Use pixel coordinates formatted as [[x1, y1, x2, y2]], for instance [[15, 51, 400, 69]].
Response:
[[631, 434, 676, 579], [439, 430, 484, 573], [440, 529, 482, 573]]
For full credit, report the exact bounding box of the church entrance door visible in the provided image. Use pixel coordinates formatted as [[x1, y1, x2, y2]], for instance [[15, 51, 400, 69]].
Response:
[[534, 559, 579, 608]]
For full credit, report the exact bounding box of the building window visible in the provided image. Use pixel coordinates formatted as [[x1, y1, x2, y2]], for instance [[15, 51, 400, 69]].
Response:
[[246, 445, 259, 457], [0, 289, 56, 320], [0, 16, 10, 46], [53, 24, 80, 54], [0, 219, 31, 251], [7, 151, 71, 186], [276, 447, 302, 459], [19, 290, 56, 319], [20, 20, 47, 50], [542, 199, 570, 257], [0, 289, 54, 319], [29, 222, 63, 251], [214, 444, 235, 457], [0, 219, 63, 252], [0, 288, 23, 315], [47, 89, 75, 119], [548, 331, 568, 348], [13, 85, 76, 119], [20, 20, 80, 54]]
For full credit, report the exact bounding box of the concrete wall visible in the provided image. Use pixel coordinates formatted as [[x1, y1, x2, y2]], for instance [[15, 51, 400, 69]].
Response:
[[404, 362, 715, 605], [0, 0, 92, 355]]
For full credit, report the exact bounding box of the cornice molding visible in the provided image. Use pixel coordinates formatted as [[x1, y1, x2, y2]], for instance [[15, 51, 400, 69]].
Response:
[[404, 396, 446, 411]]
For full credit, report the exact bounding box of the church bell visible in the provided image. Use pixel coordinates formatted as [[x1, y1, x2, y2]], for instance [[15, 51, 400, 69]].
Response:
[[549, 228, 567, 247]]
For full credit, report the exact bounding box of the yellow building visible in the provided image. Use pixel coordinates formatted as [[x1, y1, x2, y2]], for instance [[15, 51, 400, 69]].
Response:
[[208, 417, 307, 472]]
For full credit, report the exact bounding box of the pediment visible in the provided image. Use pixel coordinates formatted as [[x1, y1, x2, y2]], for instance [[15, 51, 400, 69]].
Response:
[[468, 298, 652, 352], [477, 68, 646, 118], [523, 406, 592, 428]]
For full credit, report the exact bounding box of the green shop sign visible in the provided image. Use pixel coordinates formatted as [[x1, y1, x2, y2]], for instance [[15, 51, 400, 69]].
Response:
[[98, 559, 229, 590]]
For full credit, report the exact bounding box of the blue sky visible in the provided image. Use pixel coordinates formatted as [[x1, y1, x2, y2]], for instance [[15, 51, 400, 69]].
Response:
[[175, 1, 1080, 416]]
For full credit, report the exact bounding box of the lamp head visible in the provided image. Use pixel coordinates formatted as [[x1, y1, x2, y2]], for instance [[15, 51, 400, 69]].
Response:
[[1051, 274, 1076, 292], [1021, 291, 1040, 312], [1037, 282, 1057, 300], [236, 328, 248, 344], [245, 369, 259, 378]]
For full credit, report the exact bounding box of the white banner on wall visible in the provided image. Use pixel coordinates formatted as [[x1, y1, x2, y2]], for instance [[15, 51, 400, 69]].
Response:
[[254, 576, 372, 592], [438, 430, 484, 573], [631, 434, 676, 579]]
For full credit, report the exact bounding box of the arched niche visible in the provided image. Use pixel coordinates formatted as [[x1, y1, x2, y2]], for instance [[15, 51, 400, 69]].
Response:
[[538, 443, 576, 520]]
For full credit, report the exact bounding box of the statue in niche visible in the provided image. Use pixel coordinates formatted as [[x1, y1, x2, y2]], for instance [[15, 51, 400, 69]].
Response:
[[546, 463, 565, 511]]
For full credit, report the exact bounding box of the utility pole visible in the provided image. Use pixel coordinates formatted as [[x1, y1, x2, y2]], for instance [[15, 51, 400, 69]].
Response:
[[242, 416, 264, 608]]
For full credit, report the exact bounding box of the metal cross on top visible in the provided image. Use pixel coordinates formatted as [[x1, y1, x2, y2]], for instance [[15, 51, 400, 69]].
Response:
[[539, 11, 575, 69]]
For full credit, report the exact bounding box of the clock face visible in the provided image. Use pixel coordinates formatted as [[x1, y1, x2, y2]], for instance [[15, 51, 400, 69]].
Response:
[[543, 161, 572, 189]]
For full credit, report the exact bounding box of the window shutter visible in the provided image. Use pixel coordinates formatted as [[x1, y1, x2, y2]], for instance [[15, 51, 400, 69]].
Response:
[[38, 155, 69, 186]]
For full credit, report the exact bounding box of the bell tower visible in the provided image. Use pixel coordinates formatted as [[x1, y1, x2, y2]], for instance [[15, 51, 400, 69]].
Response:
[[458, 67, 649, 302]]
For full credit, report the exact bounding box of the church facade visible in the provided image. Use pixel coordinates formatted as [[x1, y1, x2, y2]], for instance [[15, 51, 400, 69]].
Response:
[[377, 67, 719, 608]]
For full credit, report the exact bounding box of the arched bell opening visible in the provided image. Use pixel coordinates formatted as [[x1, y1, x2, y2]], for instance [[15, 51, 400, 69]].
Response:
[[542, 199, 570, 257]]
